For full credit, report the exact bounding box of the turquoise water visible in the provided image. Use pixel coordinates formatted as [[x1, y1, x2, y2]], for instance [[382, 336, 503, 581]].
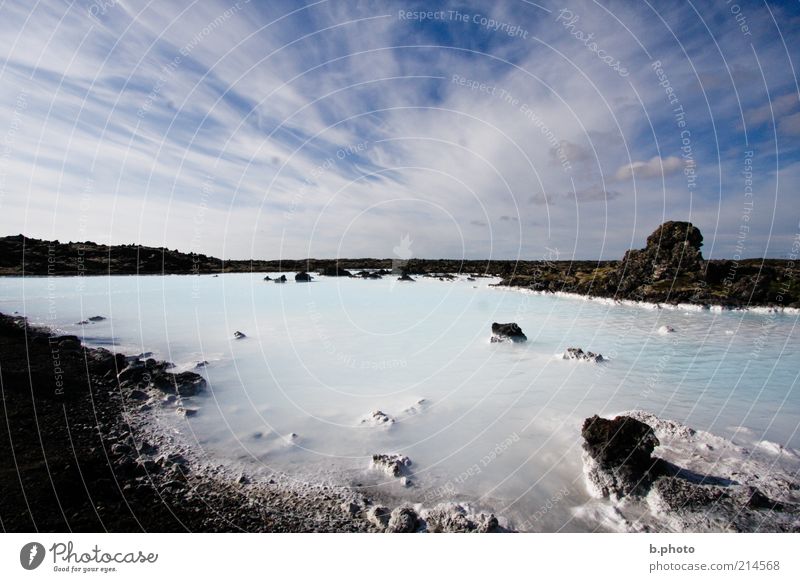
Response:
[[2, 273, 798, 530]]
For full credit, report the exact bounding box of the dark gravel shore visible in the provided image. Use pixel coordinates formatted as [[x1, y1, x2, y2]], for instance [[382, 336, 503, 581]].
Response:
[[0, 312, 373, 532]]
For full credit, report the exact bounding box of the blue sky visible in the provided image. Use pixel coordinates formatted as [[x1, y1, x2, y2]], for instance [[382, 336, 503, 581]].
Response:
[[0, 0, 798, 260]]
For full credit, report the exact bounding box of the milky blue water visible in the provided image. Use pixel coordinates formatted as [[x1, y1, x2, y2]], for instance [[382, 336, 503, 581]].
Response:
[[2, 273, 798, 530]]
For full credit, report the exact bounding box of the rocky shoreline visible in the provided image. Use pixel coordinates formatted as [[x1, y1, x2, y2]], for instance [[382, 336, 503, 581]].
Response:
[[580, 411, 800, 532], [2, 311, 798, 532], [0, 312, 502, 533], [2, 221, 798, 309]]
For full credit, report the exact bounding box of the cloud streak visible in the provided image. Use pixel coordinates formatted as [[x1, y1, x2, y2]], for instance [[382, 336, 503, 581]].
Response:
[[0, 0, 797, 260]]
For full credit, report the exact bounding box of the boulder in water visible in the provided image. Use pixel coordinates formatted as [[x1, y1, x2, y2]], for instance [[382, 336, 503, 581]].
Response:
[[490, 322, 527, 343], [563, 347, 604, 362], [371, 453, 412, 477]]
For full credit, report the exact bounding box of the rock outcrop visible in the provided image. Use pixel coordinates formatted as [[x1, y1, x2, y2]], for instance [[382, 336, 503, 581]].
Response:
[[581, 415, 659, 498], [490, 322, 527, 343], [295, 272, 313, 282], [581, 411, 800, 532]]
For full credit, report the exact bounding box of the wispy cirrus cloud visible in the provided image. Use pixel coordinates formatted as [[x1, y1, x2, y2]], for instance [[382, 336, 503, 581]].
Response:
[[0, 0, 797, 260]]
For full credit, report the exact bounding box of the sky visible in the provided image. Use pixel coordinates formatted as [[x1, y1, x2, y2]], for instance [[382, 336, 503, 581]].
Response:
[[0, 0, 798, 261]]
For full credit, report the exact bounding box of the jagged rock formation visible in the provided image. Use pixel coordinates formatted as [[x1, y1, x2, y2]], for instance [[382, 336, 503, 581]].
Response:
[[581, 412, 800, 532], [495, 222, 799, 308], [581, 415, 660, 498]]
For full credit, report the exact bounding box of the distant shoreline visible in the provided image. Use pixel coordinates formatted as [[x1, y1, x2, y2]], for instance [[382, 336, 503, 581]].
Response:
[[2, 223, 798, 309]]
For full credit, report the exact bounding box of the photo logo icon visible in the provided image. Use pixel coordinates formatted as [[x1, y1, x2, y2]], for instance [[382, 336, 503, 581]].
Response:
[[20, 542, 45, 570]]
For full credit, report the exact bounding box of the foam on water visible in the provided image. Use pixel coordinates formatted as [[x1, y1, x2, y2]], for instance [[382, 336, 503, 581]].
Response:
[[2, 273, 798, 531]]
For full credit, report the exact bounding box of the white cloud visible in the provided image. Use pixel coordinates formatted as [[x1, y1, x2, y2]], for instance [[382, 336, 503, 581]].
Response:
[[613, 156, 682, 182]]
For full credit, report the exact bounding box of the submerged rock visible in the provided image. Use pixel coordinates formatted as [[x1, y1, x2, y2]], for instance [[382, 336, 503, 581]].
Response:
[[658, 325, 676, 334], [563, 347, 604, 362], [233, 331, 246, 339], [88, 315, 106, 322], [274, 274, 287, 283], [371, 453, 412, 477], [490, 322, 527, 343], [361, 410, 395, 427], [581, 415, 659, 499]]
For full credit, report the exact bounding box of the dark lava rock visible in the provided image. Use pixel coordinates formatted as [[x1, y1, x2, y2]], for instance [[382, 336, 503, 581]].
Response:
[[233, 331, 246, 339], [581, 415, 660, 498], [617, 221, 704, 296], [263, 275, 271, 281], [274, 275, 287, 283], [295, 271, 313, 282], [490, 322, 527, 343], [386, 506, 419, 533], [651, 477, 727, 512], [88, 315, 106, 322], [321, 265, 352, 277], [563, 347, 604, 362], [171, 372, 206, 397], [397, 273, 415, 281]]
